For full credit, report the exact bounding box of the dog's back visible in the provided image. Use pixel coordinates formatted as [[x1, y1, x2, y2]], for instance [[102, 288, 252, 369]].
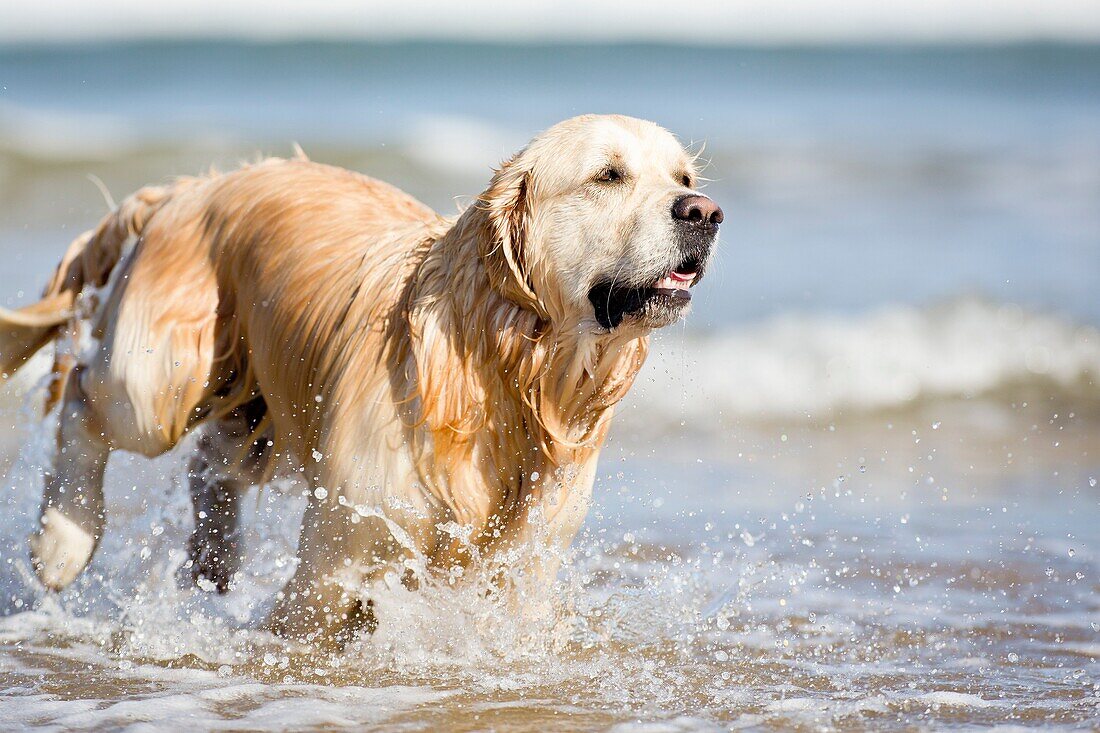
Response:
[[197, 159, 441, 459], [3, 158, 438, 453]]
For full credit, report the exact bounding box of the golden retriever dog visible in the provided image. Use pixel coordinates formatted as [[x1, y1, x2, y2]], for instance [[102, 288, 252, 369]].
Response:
[[0, 114, 722, 644]]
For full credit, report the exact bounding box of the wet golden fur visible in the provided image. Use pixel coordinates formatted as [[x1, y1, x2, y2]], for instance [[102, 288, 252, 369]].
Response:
[[0, 114, 711, 642]]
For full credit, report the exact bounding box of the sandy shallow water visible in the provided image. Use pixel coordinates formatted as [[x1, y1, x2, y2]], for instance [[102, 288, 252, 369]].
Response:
[[1, 370, 1096, 730]]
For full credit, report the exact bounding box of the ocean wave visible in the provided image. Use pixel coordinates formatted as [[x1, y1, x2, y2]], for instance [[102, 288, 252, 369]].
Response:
[[628, 299, 1100, 423], [0, 105, 141, 163], [400, 115, 526, 177], [0, 106, 522, 188], [5, 300, 1097, 430], [5, 101, 1099, 186]]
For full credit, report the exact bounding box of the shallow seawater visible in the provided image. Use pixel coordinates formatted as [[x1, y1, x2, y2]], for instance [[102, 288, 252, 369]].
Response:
[[1, 374, 1097, 730]]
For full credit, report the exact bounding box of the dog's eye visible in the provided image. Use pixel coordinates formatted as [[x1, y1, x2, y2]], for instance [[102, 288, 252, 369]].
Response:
[[681, 174, 693, 188], [595, 168, 623, 184]]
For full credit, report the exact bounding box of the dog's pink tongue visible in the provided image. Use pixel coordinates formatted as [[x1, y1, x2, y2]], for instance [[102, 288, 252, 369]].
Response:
[[655, 271, 696, 291]]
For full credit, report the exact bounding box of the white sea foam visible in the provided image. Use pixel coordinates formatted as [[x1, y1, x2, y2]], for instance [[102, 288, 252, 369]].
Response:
[[607, 717, 726, 733], [915, 691, 998, 709]]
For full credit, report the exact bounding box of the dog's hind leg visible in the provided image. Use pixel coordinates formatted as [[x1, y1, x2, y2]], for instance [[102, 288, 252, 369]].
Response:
[[23, 178, 228, 592], [29, 367, 109, 590], [186, 398, 270, 593]]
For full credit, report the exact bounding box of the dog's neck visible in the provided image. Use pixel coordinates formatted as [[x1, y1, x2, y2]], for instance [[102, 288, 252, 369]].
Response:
[[404, 206, 649, 471]]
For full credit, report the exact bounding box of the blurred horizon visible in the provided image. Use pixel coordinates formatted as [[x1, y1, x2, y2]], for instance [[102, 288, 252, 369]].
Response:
[[2, 0, 1100, 45], [4, 37, 1100, 52]]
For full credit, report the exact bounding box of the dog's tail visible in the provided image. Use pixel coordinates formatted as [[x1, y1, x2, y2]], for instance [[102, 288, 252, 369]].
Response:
[[0, 185, 172, 378]]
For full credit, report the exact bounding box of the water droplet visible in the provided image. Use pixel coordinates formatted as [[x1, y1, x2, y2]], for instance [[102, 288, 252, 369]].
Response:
[[1007, 652, 1019, 663], [312, 449, 323, 462], [1090, 477, 1097, 488], [263, 652, 277, 666], [1068, 548, 1075, 557], [314, 487, 328, 500]]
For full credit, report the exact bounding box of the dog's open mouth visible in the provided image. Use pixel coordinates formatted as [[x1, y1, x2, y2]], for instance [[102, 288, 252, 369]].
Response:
[[588, 256, 701, 330]]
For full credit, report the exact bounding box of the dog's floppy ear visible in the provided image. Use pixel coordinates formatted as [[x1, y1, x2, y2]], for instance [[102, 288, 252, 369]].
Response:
[[478, 153, 548, 318]]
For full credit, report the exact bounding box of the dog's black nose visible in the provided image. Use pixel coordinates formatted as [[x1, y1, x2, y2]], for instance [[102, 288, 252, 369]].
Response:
[[671, 195, 723, 227]]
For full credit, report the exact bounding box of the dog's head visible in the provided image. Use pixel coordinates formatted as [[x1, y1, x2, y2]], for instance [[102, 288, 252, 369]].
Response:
[[478, 114, 721, 331]]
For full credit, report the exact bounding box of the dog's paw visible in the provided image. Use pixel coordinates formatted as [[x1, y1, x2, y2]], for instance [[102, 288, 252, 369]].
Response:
[[29, 508, 96, 591]]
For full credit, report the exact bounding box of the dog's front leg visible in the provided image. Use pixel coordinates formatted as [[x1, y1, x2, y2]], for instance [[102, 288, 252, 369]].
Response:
[[266, 497, 362, 647], [266, 495, 411, 648], [503, 460, 598, 612]]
